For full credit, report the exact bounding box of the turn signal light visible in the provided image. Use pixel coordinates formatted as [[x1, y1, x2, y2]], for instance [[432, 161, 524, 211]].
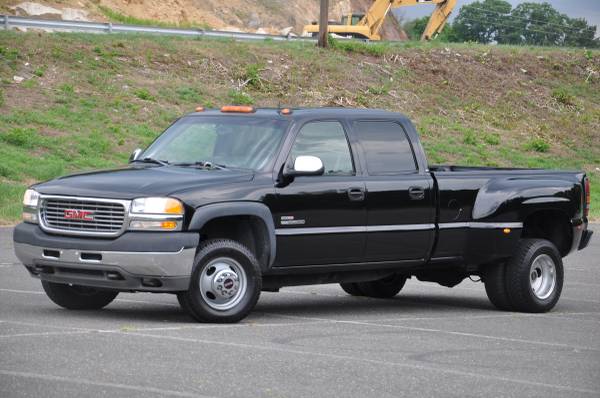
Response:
[[221, 105, 255, 113], [161, 221, 178, 230]]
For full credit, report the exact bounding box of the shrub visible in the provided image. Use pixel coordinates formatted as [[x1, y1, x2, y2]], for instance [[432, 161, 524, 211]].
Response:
[[483, 133, 500, 145], [463, 130, 478, 145], [525, 138, 550, 153], [134, 88, 156, 102], [551, 88, 575, 106], [1, 128, 39, 148], [227, 90, 254, 105]]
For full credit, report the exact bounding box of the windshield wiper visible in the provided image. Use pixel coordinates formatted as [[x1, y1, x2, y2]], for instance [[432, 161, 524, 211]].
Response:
[[133, 157, 170, 166], [172, 161, 226, 170]]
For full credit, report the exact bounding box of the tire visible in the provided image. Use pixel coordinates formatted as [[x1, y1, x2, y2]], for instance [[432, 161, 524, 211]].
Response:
[[504, 239, 563, 313], [482, 263, 514, 311], [356, 274, 407, 298], [340, 283, 364, 296], [41, 281, 118, 310], [178, 239, 262, 323]]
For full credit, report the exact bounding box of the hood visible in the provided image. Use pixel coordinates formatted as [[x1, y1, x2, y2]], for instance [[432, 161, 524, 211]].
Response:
[[34, 165, 255, 200]]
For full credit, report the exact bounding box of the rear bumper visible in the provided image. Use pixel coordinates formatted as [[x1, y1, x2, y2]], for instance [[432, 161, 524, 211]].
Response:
[[13, 223, 199, 292]]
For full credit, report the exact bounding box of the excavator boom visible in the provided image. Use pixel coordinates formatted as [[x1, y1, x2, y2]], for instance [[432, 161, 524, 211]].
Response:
[[303, 0, 456, 41]]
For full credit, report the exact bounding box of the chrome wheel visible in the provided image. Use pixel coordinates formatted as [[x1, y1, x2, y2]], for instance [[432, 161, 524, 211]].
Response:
[[529, 254, 556, 300], [199, 257, 247, 311]]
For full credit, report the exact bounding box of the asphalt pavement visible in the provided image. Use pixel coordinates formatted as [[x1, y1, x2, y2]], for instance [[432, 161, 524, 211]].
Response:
[[1, 226, 599, 397]]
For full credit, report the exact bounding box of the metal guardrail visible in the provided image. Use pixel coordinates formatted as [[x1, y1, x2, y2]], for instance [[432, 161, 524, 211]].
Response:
[[1, 15, 374, 43], [0, 14, 321, 43]]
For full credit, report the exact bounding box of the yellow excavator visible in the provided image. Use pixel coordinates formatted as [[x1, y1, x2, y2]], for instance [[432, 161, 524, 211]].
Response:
[[303, 0, 456, 41]]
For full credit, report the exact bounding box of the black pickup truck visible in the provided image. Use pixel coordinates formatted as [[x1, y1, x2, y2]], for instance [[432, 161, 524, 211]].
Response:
[[14, 107, 592, 322]]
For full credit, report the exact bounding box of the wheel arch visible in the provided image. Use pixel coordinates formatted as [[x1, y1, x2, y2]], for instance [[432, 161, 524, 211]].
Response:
[[521, 209, 572, 257], [188, 202, 276, 270]]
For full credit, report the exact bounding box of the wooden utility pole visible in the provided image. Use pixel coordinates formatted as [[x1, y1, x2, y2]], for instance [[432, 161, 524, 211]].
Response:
[[317, 0, 329, 48]]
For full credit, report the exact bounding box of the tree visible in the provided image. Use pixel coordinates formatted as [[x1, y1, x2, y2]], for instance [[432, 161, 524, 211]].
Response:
[[451, 0, 598, 48], [404, 16, 457, 42], [404, 16, 429, 40], [452, 0, 512, 44], [500, 2, 565, 46], [563, 18, 598, 48]]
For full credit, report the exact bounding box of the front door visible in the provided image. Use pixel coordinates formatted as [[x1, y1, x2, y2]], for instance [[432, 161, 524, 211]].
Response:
[[273, 120, 366, 267]]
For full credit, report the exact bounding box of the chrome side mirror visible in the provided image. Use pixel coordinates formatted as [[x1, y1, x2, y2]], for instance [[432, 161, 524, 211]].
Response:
[[284, 155, 324, 177], [129, 148, 143, 163]]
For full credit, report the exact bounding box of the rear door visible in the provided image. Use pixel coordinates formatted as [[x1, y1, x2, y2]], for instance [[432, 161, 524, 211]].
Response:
[[273, 120, 366, 267], [351, 120, 435, 262]]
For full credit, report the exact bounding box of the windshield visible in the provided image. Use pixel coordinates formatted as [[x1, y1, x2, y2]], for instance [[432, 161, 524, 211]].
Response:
[[142, 116, 289, 170]]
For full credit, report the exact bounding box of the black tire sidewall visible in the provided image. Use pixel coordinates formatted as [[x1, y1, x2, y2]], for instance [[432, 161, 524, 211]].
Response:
[[41, 281, 118, 310], [186, 241, 261, 322], [358, 274, 407, 298], [507, 239, 563, 312], [524, 244, 563, 309]]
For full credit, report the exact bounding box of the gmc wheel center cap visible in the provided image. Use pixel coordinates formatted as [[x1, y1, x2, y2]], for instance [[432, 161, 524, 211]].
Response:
[[213, 270, 240, 298]]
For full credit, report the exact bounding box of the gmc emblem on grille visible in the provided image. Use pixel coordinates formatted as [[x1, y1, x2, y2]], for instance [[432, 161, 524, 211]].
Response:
[[63, 209, 94, 221]]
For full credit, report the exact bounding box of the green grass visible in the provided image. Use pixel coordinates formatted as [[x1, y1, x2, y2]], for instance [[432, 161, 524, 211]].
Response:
[[0, 31, 598, 223], [98, 6, 210, 30]]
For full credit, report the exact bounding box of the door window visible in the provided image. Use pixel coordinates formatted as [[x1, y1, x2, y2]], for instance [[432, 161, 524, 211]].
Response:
[[353, 121, 417, 175], [290, 121, 354, 176]]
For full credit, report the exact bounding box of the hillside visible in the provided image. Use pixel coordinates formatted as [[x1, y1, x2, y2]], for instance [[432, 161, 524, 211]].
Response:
[[3, 0, 405, 39], [0, 31, 599, 223]]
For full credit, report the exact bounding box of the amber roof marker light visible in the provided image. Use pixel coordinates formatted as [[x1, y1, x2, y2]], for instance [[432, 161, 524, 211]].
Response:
[[220, 105, 256, 113], [195, 106, 205, 112], [280, 108, 293, 115]]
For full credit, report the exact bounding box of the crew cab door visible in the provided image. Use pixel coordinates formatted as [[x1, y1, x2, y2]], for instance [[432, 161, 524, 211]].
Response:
[[351, 120, 435, 262], [273, 120, 366, 266]]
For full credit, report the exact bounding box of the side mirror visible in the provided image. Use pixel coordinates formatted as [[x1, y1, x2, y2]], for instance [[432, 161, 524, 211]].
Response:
[[284, 155, 324, 177], [129, 148, 143, 163]]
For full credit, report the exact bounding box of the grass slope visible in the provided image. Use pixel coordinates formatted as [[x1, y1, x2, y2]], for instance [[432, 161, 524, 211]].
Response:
[[0, 32, 599, 223]]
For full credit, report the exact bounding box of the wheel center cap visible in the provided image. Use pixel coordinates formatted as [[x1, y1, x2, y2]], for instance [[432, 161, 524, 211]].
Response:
[[212, 270, 240, 299]]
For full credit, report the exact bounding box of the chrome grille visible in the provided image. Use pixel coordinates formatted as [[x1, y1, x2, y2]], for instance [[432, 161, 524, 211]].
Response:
[[40, 197, 128, 236]]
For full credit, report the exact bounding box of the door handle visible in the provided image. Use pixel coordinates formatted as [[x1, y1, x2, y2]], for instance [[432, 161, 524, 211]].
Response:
[[408, 186, 426, 200], [347, 187, 365, 201]]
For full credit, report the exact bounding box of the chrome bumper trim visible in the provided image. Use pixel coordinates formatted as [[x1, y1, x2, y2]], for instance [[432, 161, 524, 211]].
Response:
[[14, 242, 196, 277]]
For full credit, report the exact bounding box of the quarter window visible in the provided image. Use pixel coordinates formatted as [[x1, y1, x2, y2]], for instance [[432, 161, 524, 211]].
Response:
[[290, 121, 354, 176], [353, 121, 417, 175]]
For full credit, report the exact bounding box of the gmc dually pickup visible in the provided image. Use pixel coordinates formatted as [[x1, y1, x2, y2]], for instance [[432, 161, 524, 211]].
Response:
[[14, 107, 593, 322]]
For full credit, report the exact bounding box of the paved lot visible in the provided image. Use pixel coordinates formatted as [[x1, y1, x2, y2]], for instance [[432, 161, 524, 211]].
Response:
[[1, 226, 599, 397]]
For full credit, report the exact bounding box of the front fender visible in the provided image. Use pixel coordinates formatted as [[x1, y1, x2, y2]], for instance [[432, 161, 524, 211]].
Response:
[[188, 201, 276, 267]]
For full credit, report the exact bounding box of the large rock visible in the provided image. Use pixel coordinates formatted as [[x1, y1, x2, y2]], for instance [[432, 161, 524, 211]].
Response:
[[11, 2, 62, 19]]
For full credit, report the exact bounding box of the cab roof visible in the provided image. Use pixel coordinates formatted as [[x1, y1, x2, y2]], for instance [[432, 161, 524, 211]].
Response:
[[185, 107, 410, 122]]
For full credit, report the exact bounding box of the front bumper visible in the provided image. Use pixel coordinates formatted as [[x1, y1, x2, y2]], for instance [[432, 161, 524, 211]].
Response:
[[13, 223, 199, 292]]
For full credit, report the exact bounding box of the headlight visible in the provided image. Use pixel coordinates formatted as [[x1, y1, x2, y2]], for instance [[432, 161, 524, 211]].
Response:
[[22, 189, 39, 224], [23, 189, 40, 208], [131, 197, 184, 215], [129, 197, 184, 231]]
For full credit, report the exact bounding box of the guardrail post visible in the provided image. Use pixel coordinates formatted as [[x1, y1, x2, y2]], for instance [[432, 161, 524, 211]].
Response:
[[3, 15, 9, 31], [108, 22, 113, 34]]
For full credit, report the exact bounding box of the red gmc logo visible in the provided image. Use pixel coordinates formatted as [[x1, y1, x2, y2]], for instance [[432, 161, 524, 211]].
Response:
[[64, 209, 94, 221]]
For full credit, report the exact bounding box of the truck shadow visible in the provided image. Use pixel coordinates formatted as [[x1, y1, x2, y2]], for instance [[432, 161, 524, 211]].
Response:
[[254, 292, 496, 318], [30, 292, 496, 325]]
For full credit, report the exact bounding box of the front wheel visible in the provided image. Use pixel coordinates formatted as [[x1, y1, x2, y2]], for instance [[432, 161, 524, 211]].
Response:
[[504, 239, 563, 313], [41, 281, 118, 310], [178, 239, 262, 323]]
